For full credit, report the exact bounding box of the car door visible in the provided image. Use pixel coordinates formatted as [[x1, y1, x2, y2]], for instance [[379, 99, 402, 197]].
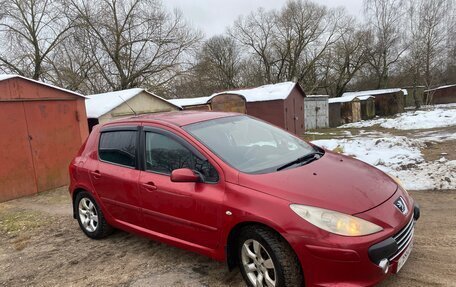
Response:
[[138, 126, 224, 249], [90, 126, 142, 226]]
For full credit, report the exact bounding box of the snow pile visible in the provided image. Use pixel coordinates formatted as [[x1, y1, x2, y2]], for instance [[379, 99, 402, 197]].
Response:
[[341, 105, 456, 130], [312, 135, 456, 190], [393, 160, 456, 190], [313, 137, 423, 170], [417, 130, 456, 143]]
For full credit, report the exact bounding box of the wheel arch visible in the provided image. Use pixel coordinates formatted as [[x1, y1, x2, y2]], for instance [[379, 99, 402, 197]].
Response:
[[225, 221, 292, 270], [71, 187, 87, 219]]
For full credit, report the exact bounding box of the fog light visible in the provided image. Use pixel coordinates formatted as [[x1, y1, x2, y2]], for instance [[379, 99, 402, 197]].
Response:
[[379, 258, 390, 274]]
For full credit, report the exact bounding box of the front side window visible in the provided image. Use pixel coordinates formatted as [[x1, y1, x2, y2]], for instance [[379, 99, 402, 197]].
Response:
[[99, 131, 137, 167], [145, 132, 218, 182]]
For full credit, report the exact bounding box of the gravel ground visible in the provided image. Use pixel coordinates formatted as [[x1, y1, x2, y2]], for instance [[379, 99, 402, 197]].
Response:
[[0, 187, 455, 287]]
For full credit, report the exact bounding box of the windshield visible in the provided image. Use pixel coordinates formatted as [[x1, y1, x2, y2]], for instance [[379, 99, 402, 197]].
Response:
[[184, 115, 317, 173]]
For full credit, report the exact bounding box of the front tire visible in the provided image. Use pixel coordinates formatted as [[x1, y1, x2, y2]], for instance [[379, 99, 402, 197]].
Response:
[[237, 226, 304, 287], [75, 191, 113, 239]]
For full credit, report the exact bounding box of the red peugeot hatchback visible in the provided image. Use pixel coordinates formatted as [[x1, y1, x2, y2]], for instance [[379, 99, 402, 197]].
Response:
[[69, 111, 420, 287]]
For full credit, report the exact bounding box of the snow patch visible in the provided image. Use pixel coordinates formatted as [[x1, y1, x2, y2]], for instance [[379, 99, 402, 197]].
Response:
[[312, 134, 455, 190], [341, 105, 456, 130]]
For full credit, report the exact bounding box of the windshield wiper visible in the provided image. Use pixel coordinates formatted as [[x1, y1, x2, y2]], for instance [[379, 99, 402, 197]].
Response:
[[276, 151, 324, 171]]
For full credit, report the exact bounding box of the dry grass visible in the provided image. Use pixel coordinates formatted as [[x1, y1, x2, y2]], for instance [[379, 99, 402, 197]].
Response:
[[0, 209, 47, 236]]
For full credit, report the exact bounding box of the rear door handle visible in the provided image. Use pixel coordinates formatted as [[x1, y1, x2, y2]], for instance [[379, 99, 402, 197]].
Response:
[[142, 182, 157, 191], [91, 170, 101, 179]]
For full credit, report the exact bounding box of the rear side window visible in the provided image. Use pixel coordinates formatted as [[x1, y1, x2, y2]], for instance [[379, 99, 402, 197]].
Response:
[[145, 132, 219, 182], [99, 131, 137, 168]]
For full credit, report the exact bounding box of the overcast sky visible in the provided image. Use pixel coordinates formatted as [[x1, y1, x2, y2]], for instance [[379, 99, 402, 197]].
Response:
[[163, 0, 364, 37]]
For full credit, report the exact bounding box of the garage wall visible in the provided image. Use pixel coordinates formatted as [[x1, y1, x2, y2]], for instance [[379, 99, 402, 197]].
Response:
[[210, 94, 246, 113], [98, 92, 179, 124], [246, 100, 285, 130], [374, 91, 405, 116], [329, 102, 341, 127], [426, 86, 456, 104], [283, 88, 305, 135]]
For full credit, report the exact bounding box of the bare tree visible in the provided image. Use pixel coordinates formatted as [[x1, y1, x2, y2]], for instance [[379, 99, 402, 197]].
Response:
[[70, 0, 201, 91], [231, 0, 344, 92], [321, 19, 369, 96], [403, 0, 453, 105], [274, 1, 343, 85], [199, 35, 243, 89], [45, 32, 105, 94], [231, 8, 276, 83], [364, 0, 406, 88], [0, 0, 72, 79]]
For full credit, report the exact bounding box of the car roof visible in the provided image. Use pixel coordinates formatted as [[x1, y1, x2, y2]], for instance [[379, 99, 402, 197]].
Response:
[[104, 111, 241, 127]]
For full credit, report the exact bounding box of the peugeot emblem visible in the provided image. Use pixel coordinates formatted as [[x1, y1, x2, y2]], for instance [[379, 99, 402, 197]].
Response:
[[394, 196, 408, 215]]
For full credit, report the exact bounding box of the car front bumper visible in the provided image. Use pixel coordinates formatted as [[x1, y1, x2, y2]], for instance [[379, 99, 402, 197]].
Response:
[[286, 200, 420, 287]]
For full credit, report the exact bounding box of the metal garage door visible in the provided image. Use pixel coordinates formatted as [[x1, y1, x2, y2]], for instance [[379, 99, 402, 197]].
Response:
[[23, 100, 82, 193], [0, 102, 37, 201]]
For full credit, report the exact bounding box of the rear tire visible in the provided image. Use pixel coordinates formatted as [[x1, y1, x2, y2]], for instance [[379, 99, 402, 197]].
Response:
[[237, 226, 304, 287], [75, 191, 113, 239]]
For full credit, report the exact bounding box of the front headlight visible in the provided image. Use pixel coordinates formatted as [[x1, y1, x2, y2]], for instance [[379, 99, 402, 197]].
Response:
[[290, 204, 383, 236]]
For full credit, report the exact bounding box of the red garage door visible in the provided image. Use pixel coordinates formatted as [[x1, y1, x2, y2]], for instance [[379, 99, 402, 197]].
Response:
[[24, 100, 82, 193], [0, 102, 37, 201], [0, 100, 82, 202]]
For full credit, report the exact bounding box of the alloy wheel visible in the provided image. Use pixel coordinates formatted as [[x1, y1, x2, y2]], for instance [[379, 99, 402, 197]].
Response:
[[241, 239, 277, 287], [78, 197, 98, 232]]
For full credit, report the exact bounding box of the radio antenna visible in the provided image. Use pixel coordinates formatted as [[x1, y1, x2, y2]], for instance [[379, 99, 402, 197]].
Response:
[[118, 95, 137, 116]]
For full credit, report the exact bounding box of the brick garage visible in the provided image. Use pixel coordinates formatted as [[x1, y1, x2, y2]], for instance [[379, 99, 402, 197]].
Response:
[[0, 75, 88, 202]]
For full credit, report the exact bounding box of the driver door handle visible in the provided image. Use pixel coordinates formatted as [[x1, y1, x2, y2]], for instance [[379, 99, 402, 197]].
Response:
[[142, 181, 157, 191]]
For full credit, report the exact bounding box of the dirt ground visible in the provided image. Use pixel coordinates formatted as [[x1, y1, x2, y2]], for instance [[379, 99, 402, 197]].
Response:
[[0, 187, 455, 287]]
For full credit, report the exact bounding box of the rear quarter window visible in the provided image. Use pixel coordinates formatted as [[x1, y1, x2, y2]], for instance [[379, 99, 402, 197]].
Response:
[[98, 131, 137, 167]]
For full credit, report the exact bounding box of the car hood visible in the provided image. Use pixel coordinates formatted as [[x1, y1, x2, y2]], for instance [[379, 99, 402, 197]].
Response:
[[238, 151, 397, 215]]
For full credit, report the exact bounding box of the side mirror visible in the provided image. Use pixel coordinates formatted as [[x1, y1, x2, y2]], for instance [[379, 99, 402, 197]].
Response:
[[171, 168, 200, 182]]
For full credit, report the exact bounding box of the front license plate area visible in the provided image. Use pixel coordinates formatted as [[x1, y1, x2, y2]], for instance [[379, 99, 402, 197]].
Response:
[[396, 241, 413, 273]]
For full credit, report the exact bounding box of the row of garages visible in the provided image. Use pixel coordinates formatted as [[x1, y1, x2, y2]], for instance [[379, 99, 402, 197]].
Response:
[[1, 74, 455, 202]]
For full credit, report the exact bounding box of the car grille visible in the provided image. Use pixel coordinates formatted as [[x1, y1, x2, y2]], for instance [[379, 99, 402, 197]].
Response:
[[390, 216, 415, 260]]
